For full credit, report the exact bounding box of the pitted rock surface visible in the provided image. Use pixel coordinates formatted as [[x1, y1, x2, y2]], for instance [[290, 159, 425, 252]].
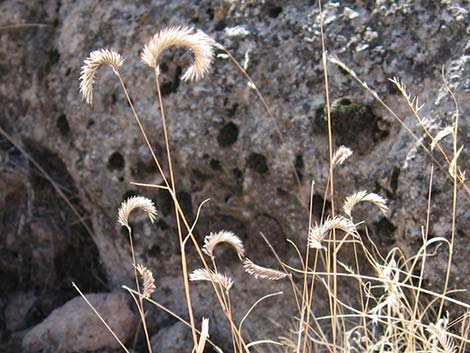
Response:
[[1, 0, 469, 351]]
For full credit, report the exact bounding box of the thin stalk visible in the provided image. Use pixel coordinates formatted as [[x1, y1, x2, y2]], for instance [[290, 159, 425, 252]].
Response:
[[300, 180, 316, 353], [410, 166, 434, 350], [154, 69, 198, 347], [438, 70, 460, 318], [126, 289, 154, 353], [303, 250, 320, 353], [319, 0, 338, 351], [114, 69, 170, 190], [125, 227, 148, 352], [154, 72, 249, 353]]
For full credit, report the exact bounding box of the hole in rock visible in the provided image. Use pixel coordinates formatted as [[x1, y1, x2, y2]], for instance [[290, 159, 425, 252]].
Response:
[[217, 122, 239, 147], [246, 153, 269, 174], [107, 151, 125, 171]]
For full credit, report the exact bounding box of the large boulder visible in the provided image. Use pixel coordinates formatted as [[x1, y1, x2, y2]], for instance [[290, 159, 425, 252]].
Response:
[[0, 0, 468, 351]]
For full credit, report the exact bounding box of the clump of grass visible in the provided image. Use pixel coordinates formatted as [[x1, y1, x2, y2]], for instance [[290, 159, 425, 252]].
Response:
[[72, 3, 470, 353]]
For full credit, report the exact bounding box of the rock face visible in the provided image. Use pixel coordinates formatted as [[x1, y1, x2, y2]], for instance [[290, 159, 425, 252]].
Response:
[[22, 293, 137, 353], [1, 0, 469, 352]]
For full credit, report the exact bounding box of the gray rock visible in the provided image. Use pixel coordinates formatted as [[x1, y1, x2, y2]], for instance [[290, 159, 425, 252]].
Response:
[[151, 321, 193, 353], [22, 293, 137, 353]]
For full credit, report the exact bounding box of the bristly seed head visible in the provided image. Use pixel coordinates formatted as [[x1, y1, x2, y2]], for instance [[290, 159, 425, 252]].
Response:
[[189, 268, 234, 291], [141, 26, 214, 81], [242, 258, 288, 280], [203, 230, 245, 258], [332, 145, 353, 167], [343, 191, 388, 218], [118, 196, 157, 229], [135, 264, 156, 298], [79, 49, 124, 105], [309, 216, 356, 249]]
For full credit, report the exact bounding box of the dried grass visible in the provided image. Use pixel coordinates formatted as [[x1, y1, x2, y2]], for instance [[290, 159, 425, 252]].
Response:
[[343, 190, 388, 218], [135, 264, 156, 299], [141, 26, 213, 81], [117, 196, 157, 229], [203, 230, 245, 258], [189, 268, 234, 292], [309, 215, 356, 249], [79, 49, 124, 105], [332, 145, 353, 167], [73, 15, 470, 353], [242, 258, 288, 281]]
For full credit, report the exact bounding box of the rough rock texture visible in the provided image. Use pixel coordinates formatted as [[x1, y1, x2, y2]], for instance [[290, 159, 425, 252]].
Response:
[[151, 321, 194, 353], [22, 293, 137, 353], [1, 0, 469, 352]]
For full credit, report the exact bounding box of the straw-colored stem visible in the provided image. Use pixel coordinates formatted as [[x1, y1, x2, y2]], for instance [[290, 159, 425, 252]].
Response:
[[127, 229, 141, 299], [114, 70, 170, 190], [153, 73, 250, 352], [438, 71, 460, 318], [126, 289, 154, 353], [300, 180, 316, 353], [154, 69, 198, 347], [126, 228, 153, 353], [319, 1, 338, 350], [126, 229, 146, 351]]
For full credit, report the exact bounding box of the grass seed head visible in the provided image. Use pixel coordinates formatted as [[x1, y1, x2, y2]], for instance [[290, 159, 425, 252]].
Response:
[[343, 190, 388, 218], [118, 195, 157, 229], [79, 49, 124, 105], [242, 258, 288, 280], [203, 230, 245, 258], [309, 216, 356, 249], [135, 264, 156, 299], [141, 26, 214, 81], [189, 268, 234, 291], [332, 145, 353, 167]]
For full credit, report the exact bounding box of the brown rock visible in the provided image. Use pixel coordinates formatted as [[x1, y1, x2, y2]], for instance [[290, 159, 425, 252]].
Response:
[[22, 293, 137, 353]]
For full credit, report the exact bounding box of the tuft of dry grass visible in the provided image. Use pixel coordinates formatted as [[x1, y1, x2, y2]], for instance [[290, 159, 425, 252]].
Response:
[[117, 196, 158, 230], [308, 215, 356, 249], [331, 145, 353, 168], [79, 49, 124, 105], [203, 230, 245, 259], [342, 190, 388, 218], [242, 258, 288, 281], [189, 268, 234, 292], [135, 264, 156, 299], [141, 26, 214, 81]]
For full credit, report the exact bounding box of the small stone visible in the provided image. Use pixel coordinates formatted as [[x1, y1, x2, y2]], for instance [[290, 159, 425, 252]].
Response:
[[22, 293, 137, 353]]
